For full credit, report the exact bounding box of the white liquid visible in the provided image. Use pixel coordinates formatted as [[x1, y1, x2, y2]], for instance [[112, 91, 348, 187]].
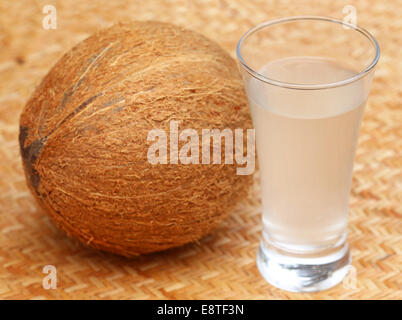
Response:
[[248, 57, 366, 252]]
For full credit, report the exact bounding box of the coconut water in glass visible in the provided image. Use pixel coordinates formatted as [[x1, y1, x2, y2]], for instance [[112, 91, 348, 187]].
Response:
[[237, 17, 379, 292]]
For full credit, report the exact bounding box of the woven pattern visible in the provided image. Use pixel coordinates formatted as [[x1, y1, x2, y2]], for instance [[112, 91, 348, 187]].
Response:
[[0, 0, 401, 299]]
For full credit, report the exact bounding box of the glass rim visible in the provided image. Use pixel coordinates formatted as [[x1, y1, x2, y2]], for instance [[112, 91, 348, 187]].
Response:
[[236, 16, 380, 90]]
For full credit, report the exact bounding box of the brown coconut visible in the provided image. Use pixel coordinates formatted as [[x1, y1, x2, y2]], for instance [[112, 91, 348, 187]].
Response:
[[19, 21, 252, 256]]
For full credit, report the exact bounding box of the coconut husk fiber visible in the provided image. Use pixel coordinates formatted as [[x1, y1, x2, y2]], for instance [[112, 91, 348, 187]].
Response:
[[19, 21, 253, 256]]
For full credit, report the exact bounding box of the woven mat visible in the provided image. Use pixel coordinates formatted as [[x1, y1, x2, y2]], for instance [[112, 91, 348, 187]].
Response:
[[0, 0, 401, 300]]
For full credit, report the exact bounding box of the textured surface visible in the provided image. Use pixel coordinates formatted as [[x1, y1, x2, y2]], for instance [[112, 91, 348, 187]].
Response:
[[0, 0, 401, 299], [19, 21, 252, 256]]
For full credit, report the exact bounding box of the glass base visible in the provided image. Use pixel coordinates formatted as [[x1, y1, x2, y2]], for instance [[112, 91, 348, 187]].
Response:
[[257, 240, 351, 292]]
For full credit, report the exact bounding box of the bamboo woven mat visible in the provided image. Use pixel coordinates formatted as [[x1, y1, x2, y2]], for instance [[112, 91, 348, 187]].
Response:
[[0, 0, 401, 300]]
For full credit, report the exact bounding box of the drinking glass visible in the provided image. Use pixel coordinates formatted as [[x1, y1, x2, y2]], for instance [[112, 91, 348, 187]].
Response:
[[236, 16, 379, 292]]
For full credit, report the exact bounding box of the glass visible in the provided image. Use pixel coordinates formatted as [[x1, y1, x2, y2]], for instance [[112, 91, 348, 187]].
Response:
[[236, 16, 379, 292]]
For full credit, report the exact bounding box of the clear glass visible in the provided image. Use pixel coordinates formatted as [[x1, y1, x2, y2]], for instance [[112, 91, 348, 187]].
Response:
[[237, 16, 379, 292]]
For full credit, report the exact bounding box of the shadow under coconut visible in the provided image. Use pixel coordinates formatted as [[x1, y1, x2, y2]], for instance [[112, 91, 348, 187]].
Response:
[[76, 220, 250, 265]]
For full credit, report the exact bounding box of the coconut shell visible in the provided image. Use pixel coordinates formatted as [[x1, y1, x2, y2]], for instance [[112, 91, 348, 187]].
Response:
[[19, 21, 253, 256]]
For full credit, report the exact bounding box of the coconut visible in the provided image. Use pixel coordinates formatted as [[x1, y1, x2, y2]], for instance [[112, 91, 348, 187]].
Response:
[[19, 21, 253, 256]]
